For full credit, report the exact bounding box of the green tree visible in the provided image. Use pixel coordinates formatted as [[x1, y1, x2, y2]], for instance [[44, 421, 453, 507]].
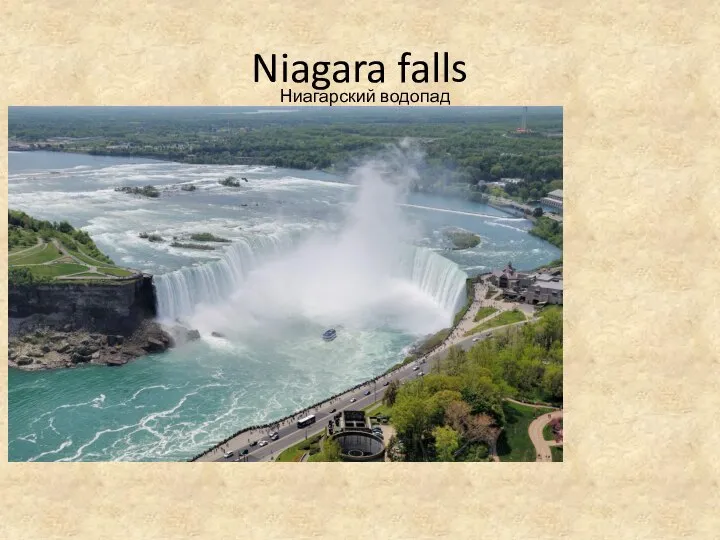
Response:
[[445, 346, 466, 376], [542, 363, 563, 402], [383, 379, 400, 407], [432, 426, 460, 462], [320, 437, 342, 462], [532, 207, 544, 218], [56, 220, 74, 233], [392, 392, 432, 460]]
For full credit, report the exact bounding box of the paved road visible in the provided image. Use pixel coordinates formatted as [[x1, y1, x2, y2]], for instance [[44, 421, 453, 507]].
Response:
[[202, 320, 532, 463], [528, 410, 563, 462], [198, 280, 536, 463], [202, 357, 432, 462]]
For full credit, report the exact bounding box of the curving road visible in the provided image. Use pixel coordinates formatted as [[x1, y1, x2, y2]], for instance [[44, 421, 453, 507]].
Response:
[[528, 410, 563, 462], [196, 280, 536, 463], [199, 321, 532, 463]]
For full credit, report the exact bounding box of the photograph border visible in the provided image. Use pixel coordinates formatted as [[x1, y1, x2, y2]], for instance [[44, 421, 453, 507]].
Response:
[[1, 2, 716, 538]]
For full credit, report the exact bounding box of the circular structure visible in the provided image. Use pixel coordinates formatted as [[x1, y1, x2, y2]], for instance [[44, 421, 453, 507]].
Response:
[[332, 431, 385, 462]]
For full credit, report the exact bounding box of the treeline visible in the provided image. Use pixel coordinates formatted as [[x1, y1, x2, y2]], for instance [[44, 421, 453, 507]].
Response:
[[10, 107, 563, 201], [8, 209, 114, 264], [386, 307, 562, 461], [529, 216, 563, 248]]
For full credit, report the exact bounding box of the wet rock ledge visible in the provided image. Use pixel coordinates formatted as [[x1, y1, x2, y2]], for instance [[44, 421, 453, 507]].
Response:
[[8, 321, 173, 370], [8, 274, 173, 371]]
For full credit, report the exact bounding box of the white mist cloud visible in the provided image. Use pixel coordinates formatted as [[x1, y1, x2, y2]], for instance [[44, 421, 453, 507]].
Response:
[[181, 143, 465, 338]]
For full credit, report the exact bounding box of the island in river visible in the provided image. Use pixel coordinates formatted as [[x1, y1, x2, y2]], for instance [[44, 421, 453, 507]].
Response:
[[444, 228, 482, 250]]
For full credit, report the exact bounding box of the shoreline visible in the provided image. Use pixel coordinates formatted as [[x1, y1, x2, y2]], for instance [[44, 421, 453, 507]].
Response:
[[189, 274, 532, 462], [8, 147, 555, 224], [8, 321, 173, 370]]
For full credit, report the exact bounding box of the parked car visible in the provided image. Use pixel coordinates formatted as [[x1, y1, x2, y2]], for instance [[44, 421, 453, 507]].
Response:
[[224, 451, 234, 458], [383, 381, 390, 386], [350, 398, 356, 403], [258, 440, 268, 447], [249, 441, 258, 447], [473, 337, 480, 342], [412, 366, 419, 371], [241, 449, 249, 455], [269, 432, 279, 441], [330, 408, 337, 413], [364, 390, 371, 396]]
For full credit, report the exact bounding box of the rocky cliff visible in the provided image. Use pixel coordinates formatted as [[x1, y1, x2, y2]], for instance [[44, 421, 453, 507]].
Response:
[[8, 275, 173, 370], [9, 275, 156, 336]]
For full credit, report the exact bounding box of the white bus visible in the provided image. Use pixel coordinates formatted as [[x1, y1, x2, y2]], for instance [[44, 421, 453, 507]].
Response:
[[297, 414, 316, 429]]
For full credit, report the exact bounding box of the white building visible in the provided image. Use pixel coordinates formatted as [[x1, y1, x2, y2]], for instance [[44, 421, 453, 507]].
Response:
[[540, 189, 563, 211]]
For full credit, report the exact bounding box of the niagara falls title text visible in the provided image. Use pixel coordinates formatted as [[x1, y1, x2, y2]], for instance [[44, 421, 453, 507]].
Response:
[[255, 52, 466, 106]]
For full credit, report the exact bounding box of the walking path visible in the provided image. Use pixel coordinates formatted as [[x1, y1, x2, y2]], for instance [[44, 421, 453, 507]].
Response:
[[197, 275, 541, 462], [10, 239, 140, 281], [505, 397, 561, 410], [528, 410, 563, 462], [8, 238, 43, 258], [432, 281, 536, 355]]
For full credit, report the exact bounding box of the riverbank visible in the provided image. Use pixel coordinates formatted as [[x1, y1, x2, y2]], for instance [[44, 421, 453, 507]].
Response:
[[191, 272, 539, 462], [8, 321, 173, 370]]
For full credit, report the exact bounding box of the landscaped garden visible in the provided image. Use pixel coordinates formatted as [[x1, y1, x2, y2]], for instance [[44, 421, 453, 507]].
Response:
[[9, 210, 136, 284], [464, 309, 525, 336]]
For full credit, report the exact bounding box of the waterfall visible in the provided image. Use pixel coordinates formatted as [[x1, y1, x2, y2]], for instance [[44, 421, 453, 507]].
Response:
[[154, 233, 294, 322], [404, 248, 468, 314], [155, 234, 468, 324]]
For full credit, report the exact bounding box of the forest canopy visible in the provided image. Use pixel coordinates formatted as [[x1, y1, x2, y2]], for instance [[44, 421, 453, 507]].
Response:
[[9, 106, 563, 202]]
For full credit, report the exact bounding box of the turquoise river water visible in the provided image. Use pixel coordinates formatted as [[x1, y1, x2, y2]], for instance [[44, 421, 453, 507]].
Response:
[[8, 150, 560, 461]]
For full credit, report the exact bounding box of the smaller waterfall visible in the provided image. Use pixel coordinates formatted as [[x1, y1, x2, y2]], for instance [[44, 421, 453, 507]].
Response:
[[406, 248, 468, 315], [155, 233, 295, 322]]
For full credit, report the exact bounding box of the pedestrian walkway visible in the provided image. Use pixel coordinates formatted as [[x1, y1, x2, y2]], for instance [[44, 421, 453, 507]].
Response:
[[528, 410, 563, 462]]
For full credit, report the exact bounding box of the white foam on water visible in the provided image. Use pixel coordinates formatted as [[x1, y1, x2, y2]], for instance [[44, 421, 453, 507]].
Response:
[[155, 149, 468, 337]]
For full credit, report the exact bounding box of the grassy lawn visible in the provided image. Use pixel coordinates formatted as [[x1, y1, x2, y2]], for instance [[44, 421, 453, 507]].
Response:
[[9, 243, 40, 255], [9, 243, 62, 265], [365, 402, 394, 421], [496, 401, 554, 462], [543, 423, 554, 441], [9, 242, 44, 258], [97, 266, 134, 277], [551, 446, 563, 462], [9, 241, 134, 281], [276, 432, 324, 462], [473, 306, 498, 322], [415, 328, 451, 356], [464, 309, 525, 336], [25, 263, 89, 278], [69, 249, 106, 266]]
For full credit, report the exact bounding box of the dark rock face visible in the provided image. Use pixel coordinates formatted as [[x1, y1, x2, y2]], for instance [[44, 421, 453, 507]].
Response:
[[9, 275, 157, 336], [72, 353, 91, 364], [107, 335, 124, 346], [186, 329, 201, 341], [106, 357, 128, 366], [9, 274, 174, 371], [16, 356, 33, 366], [143, 338, 167, 353]]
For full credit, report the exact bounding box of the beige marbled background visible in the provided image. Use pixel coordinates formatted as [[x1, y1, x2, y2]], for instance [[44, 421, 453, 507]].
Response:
[[1, 1, 718, 538]]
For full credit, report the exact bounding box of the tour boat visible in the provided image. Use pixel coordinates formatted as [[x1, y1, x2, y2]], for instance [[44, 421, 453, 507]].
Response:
[[322, 329, 337, 341]]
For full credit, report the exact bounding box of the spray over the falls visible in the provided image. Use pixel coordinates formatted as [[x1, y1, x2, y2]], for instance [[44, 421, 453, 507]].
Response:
[[154, 145, 468, 337]]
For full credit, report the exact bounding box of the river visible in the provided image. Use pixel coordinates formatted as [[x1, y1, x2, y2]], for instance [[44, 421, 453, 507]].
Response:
[[8, 151, 560, 461]]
